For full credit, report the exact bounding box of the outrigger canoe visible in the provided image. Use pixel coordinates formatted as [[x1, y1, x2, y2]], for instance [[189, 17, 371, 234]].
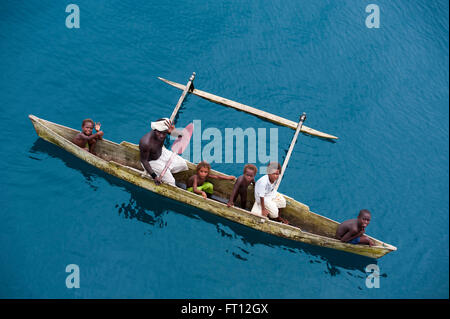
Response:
[[28, 114, 396, 258]]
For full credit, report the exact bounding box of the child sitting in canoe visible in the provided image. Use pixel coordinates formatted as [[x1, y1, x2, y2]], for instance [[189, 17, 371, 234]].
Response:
[[335, 209, 375, 246], [187, 161, 236, 199], [227, 164, 257, 209], [72, 119, 104, 155], [251, 162, 289, 224]]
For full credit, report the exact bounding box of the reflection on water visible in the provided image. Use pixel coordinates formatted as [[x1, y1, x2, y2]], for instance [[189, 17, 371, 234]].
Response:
[[116, 198, 168, 228], [29, 138, 378, 277]]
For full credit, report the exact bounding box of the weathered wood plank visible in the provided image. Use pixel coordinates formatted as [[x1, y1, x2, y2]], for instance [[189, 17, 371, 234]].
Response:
[[169, 72, 196, 123], [158, 77, 338, 140], [274, 113, 306, 192]]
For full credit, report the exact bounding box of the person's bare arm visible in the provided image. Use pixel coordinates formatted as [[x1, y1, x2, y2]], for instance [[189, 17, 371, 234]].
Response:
[[359, 235, 375, 246], [139, 143, 160, 185], [339, 230, 354, 243], [163, 119, 183, 138], [340, 228, 364, 243], [208, 174, 236, 181], [77, 131, 103, 142], [95, 122, 103, 140], [260, 197, 270, 217], [227, 176, 243, 207], [192, 176, 207, 199]]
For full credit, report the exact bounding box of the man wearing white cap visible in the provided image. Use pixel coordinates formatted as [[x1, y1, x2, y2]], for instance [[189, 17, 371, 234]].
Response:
[[139, 118, 188, 186], [251, 162, 289, 224]]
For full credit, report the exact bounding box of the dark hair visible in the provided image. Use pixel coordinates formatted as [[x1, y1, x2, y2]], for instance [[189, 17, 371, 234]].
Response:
[[358, 209, 371, 217], [82, 119, 94, 127], [267, 162, 281, 173], [196, 161, 211, 173], [244, 164, 257, 174]]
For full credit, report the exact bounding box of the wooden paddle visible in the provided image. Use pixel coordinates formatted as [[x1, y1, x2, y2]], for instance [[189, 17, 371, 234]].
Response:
[[158, 123, 194, 182]]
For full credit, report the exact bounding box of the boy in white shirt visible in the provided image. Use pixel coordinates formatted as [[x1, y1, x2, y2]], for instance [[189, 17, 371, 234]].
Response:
[[251, 162, 289, 224]]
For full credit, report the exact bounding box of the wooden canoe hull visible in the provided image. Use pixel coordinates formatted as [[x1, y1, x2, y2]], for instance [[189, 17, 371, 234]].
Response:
[[28, 115, 395, 258]]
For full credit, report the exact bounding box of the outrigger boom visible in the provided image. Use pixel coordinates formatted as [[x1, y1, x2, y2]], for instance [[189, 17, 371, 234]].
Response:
[[162, 73, 337, 193], [159, 73, 338, 140]]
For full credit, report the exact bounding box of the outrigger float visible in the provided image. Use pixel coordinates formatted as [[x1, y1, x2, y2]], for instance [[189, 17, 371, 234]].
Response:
[[29, 73, 396, 258]]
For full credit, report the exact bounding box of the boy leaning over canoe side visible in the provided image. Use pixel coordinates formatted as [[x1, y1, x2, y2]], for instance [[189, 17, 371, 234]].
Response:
[[251, 162, 289, 224], [72, 119, 104, 155], [335, 209, 375, 246], [227, 164, 257, 209], [187, 161, 236, 199]]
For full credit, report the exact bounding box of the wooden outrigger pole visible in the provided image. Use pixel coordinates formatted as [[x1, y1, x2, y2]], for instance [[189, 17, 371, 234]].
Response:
[[159, 75, 338, 140], [169, 72, 196, 123], [274, 113, 307, 192]]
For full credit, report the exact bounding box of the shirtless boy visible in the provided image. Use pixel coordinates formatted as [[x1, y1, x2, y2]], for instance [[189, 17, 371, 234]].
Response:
[[227, 164, 257, 209], [72, 119, 103, 155], [335, 209, 374, 246]]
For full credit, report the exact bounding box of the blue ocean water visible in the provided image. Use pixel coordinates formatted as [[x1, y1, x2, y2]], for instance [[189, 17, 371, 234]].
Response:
[[0, 0, 448, 298]]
